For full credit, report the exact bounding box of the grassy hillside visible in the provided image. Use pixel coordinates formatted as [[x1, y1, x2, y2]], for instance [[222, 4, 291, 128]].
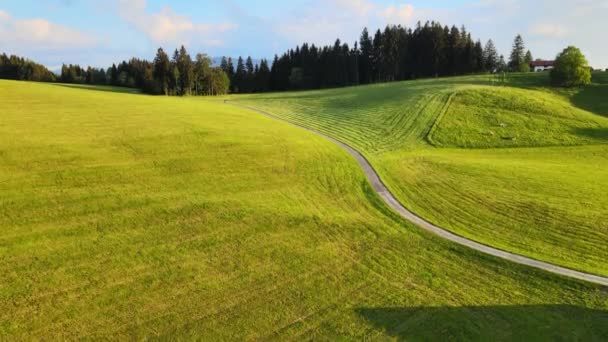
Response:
[[236, 73, 608, 276], [2, 80, 608, 339], [429, 86, 608, 148]]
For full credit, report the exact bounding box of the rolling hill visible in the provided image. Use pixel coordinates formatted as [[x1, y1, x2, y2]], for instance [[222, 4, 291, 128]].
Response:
[[1, 78, 607, 339], [236, 72, 608, 277]]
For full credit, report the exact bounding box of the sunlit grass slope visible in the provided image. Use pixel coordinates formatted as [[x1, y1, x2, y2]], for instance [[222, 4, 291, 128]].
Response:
[[236, 72, 608, 276], [1, 80, 608, 339], [430, 86, 608, 148]]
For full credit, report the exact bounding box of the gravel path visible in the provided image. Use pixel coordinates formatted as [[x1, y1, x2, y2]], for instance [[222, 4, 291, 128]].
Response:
[[227, 101, 608, 287]]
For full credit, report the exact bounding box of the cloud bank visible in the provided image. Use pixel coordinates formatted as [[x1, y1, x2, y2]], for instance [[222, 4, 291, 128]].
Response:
[[0, 9, 97, 50], [115, 0, 237, 47]]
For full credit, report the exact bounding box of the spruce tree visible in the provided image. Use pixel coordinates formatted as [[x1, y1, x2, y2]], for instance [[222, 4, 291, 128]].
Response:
[[498, 55, 508, 72], [245, 56, 255, 92], [509, 34, 527, 72], [525, 50, 533, 65], [257, 59, 271, 92], [153, 48, 170, 94], [234, 57, 246, 93], [372, 29, 383, 82], [483, 39, 498, 72], [359, 28, 373, 84], [177, 45, 194, 95]]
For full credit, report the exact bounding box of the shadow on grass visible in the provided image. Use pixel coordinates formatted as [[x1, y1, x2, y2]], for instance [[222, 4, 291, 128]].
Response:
[[357, 305, 608, 341], [51, 83, 143, 95], [503, 72, 552, 89], [574, 127, 608, 141], [572, 84, 608, 117]]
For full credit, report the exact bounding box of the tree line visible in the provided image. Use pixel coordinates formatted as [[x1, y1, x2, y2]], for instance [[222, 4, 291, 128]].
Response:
[[0, 53, 56, 82], [58, 46, 230, 95], [224, 22, 532, 93], [1, 21, 541, 95]]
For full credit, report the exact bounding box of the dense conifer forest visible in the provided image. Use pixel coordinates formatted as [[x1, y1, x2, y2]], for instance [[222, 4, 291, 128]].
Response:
[[2, 21, 535, 95]]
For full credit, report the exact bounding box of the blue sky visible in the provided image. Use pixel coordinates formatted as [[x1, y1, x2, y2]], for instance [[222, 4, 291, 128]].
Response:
[[0, 0, 606, 69]]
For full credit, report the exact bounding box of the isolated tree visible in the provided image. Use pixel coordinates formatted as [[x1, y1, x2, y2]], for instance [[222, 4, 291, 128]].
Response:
[[483, 39, 498, 72], [550, 46, 591, 87], [509, 34, 528, 72]]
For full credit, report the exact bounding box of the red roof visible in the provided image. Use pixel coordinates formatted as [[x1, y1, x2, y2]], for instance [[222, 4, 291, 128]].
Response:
[[530, 60, 554, 67]]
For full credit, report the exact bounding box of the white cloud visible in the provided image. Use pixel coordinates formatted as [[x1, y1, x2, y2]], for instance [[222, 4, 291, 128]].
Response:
[[0, 10, 10, 21], [529, 23, 570, 38], [273, 1, 422, 46], [0, 9, 96, 50], [378, 4, 415, 24], [273, 0, 371, 45], [333, 0, 375, 17], [115, 0, 236, 47]]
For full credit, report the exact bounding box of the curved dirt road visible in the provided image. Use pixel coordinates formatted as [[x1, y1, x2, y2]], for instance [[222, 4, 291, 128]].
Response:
[[227, 101, 608, 287]]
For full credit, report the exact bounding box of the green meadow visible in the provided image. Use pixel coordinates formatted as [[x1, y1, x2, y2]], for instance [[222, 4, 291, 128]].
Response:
[[237, 72, 608, 277], [1, 78, 607, 339]]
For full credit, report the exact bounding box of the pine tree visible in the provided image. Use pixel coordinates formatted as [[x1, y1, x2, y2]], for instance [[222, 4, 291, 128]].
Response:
[[170, 49, 180, 95], [350, 42, 360, 85], [525, 50, 533, 65], [447, 25, 461, 75], [220, 57, 229, 75], [234, 57, 246, 93], [227, 58, 235, 78], [372, 29, 383, 82], [110, 64, 119, 85], [498, 55, 508, 72], [359, 28, 373, 84], [509, 34, 526, 72], [177, 45, 194, 95], [153, 48, 170, 94], [473, 40, 484, 72], [256, 59, 271, 92], [483, 39, 499, 72], [245, 56, 255, 92]]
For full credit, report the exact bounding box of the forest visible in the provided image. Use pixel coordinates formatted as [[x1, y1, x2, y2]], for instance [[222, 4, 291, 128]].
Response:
[[0, 21, 535, 96]]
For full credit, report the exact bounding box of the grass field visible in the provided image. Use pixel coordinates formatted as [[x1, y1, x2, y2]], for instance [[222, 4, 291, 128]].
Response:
[[2, 79, 608, 339], [237, 72, 608, 277]]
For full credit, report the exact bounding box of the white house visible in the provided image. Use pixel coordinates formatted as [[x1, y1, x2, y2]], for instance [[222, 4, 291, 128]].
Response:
[[530, 60, 555, 72]]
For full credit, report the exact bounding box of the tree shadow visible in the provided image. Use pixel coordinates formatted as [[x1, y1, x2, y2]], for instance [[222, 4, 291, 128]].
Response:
[[573, 127, 608, 141], [503, 72, 552, 89], [357, 305, 608, 341], [571, 84, 608, 118], [50, 83, 143, 95]]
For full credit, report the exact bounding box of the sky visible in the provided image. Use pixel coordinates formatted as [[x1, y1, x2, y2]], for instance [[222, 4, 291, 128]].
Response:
[[0, 0, 606, 70]]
